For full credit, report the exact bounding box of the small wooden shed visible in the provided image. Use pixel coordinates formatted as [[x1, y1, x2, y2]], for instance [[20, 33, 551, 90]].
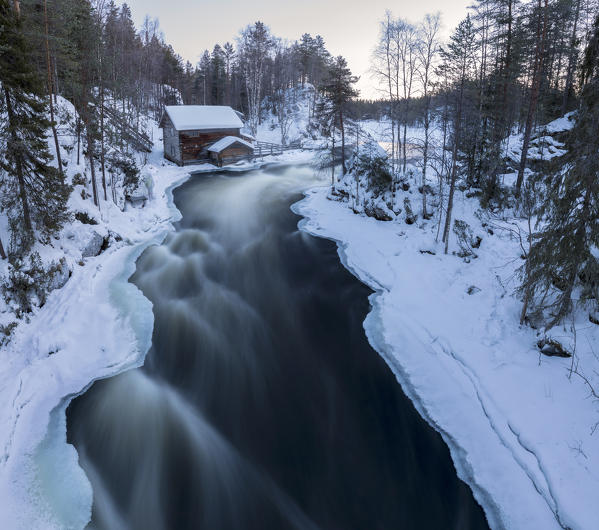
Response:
[[207, 136, 255, 166], [159, 105, 251, 166]]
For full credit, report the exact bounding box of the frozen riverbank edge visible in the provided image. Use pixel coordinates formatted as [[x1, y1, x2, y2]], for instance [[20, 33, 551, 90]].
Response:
[[294, 186, 598, 530], [0, 151, 312, 529], [0, 162, 194, 529]]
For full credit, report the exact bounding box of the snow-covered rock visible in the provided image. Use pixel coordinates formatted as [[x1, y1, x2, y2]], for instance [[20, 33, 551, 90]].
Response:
[[81, 231, 105, 258]]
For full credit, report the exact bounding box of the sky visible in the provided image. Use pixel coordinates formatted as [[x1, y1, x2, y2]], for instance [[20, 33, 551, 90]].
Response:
[[120, 0, 472, 99]]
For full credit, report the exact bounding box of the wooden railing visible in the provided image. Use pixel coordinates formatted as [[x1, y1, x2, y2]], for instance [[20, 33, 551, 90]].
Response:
[[254, 139, 302, 157], [180, 139, 304, 167], [103, 105, 154, 153]]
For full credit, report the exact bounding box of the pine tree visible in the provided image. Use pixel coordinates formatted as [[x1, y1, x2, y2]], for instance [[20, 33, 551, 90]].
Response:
[[0, 0, 70, 252], [211, 44, 226, 104], [320, 56, 359, 175], [297, 33, 315, 86], [520, 14, 599, 328], [223, 42, 235, 106], [439, 15, 478, 254], [197, 50, 211, 105]]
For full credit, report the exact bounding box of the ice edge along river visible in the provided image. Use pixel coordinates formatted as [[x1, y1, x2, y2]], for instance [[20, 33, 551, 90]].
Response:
[[2, 165, 193, 529]]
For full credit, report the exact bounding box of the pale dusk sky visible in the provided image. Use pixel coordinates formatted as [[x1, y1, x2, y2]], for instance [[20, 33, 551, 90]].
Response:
[[120, 0, 472, 98]]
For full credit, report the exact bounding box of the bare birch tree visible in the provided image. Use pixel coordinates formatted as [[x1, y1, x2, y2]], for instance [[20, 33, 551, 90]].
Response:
[[417, 13, 441, 219], [394, 19, 420, 174], [372, 11, 398, 176]]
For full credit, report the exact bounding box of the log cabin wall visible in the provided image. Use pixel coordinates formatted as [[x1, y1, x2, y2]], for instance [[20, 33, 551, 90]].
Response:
[[162, 116, 182, 164], [212, 144, 254, 166], [180, 128, 242, 162], [221, 145, 253, 157]]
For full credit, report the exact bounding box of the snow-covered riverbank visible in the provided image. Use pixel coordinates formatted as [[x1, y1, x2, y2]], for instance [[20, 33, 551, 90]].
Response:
[[295, 187, 599, 530], [0, 156, 193, 528], [0, 143, 313, 528]]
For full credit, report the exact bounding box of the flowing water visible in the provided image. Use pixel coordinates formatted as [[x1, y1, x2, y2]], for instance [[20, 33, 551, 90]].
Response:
[[66, 165, 489, 530]]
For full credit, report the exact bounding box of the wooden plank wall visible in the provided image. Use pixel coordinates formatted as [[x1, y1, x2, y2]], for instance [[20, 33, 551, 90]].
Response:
[[180, 129, 242, 161]]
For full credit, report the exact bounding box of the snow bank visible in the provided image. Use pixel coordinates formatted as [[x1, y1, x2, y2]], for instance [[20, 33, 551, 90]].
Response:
[[294, 187, 599, 530], [0, 161, 194, 527]]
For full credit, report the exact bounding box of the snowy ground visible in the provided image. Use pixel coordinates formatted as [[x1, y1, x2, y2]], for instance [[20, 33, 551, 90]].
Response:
[[294, 154, 599, 528], [0, 119, 313, 528]]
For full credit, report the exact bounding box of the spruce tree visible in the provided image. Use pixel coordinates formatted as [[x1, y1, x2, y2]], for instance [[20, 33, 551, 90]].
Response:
[[0, 0, 70, 252], [520, 15, 599, 328]]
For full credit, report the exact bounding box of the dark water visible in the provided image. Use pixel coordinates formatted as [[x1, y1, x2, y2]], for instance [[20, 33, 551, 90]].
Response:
[[66, 165, 489, 530]]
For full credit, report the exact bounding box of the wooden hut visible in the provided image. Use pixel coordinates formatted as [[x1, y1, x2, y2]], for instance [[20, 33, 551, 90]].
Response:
[[159, 105, 252, 166], [207, 137, 255, 166]]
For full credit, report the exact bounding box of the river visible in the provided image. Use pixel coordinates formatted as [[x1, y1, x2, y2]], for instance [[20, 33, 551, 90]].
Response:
[[66, 165, 489, 530]]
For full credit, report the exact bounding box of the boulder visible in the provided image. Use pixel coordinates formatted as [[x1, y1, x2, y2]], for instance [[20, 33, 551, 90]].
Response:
[[364, 203, 394, 221], [47, 258, 70, 290], [81, 231, 105, 258], [404, 198, 416, 225], [466, 285, 481, 295], [537, 338, 571, 358]]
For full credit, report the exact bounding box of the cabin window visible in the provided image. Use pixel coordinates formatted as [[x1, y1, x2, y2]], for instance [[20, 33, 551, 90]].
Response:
[[186, 131, 200, 137]]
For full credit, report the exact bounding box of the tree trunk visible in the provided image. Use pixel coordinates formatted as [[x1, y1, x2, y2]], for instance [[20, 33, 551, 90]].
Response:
[[422, 102, 430, 219], [100, 81, 107, 201], [503, 0, 513, 138], [43, 0, 63, 178], [443, 143, 459, 254], [340, 110, 346, 175], [436, 87, 449, 242], [0, 237, 6, 260], [396, 117, 402, 177], [442, 74, 466, 254], [77, 117, 81, 165], [561, 0, 581, 114], [331, 130, 336, 189], [516, 0, 548, 197], [402, 99, 408, 173], [86, 125, 99, 208]]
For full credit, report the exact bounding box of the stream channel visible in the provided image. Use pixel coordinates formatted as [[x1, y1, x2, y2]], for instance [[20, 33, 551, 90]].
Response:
[[66, 165, 489, 530]]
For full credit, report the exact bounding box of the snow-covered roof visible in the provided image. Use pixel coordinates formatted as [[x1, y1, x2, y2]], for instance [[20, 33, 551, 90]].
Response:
[[161, 105, 244, 131], [207, 136, 254, 153]]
